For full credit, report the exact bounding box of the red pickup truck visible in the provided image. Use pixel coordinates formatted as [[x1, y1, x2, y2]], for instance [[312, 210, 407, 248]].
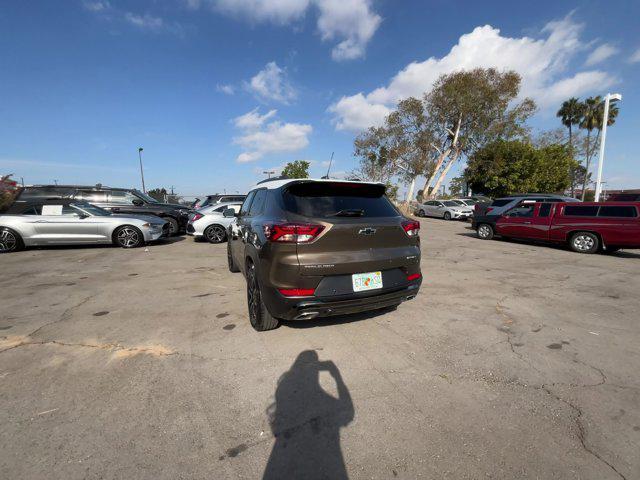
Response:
[[473, 202, 640, 254]]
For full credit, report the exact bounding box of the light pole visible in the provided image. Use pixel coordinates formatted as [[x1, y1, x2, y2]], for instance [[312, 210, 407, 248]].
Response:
[[594, 93, 622, 202], [263, 170, 275, 179], [138, 147, 146, 193]]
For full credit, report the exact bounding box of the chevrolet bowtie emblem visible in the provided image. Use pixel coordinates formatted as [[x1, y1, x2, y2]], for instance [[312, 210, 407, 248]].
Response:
[[358, 227, 377, 235]]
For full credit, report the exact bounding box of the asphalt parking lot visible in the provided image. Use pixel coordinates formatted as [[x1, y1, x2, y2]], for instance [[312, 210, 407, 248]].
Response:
[[1, 219, 639, 480]]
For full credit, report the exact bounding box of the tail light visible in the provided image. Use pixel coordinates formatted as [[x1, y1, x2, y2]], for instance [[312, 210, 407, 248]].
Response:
[[407, 273, 422, 282], [402, 220, 420, 237], [278, 288, 315, 297], [264, 223, 325, 243], [191, 213, 204, 222]]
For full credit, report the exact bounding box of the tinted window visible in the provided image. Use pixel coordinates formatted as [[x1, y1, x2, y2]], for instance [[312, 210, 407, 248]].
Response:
[[539, 203, 552, 217], [110, 190, 139, 204], [564, 205, 599, 216], [598, 206, 637, 218], [282, 182, 398, 218], [442, 201, 458, 207], [239, 191, 256, 216], [249, 189, 267, 216], [491, 199, 512, 207], [213, 205, 227, 213], [21, 205, 42, 215], [19, 187, 75, 199], [507, 205, 534, 218], [76, 190, 107, 202]]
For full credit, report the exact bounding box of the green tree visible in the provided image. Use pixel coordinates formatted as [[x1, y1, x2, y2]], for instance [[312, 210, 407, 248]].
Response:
[[353, 126, 394, 182], [448, 176, 465, 197], [281, 160, 310, 179], [557, 97, 584, 156], [579, 96, 619, 200], [147, 188, 167, 202], [465, 140, 575, 197], [421, 68, 535, 200]]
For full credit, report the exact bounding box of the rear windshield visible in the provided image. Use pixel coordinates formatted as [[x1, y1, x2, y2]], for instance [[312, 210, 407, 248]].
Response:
[[491, 199, 512, 207], [282, 182, 399, 218]]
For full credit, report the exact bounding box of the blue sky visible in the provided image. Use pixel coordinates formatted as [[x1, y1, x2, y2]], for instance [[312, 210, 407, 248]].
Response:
[[1, 0, 639, 198]]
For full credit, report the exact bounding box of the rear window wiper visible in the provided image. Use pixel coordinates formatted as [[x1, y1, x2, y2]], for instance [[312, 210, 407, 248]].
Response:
[[329, 209, 365, 217]]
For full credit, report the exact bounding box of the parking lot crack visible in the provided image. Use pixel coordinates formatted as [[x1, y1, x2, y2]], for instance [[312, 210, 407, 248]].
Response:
[[26, 293, 98, 340], [542, 384, 627, 480]]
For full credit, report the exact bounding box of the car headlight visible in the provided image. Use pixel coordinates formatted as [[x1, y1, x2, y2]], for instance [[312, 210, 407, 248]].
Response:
[[142, 222, 151, 228]]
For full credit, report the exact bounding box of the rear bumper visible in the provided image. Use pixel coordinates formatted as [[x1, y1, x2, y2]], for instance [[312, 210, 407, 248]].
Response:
[[264, 281, 421, 321]]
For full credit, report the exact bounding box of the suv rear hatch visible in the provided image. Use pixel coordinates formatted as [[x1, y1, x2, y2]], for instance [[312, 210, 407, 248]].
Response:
[[280, 181, 420, 276]]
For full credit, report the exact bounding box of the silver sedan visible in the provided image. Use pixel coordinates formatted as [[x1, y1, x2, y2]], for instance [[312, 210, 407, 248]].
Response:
[[415, 200, 474, 220], [0, 200, 168, 253]]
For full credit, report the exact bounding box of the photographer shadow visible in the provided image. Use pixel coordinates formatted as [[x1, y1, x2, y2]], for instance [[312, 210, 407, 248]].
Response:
[[263, 350, 354, 480]]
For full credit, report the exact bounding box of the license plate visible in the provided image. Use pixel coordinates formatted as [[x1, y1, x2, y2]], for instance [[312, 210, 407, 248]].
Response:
[[352, 271, 383, 292]]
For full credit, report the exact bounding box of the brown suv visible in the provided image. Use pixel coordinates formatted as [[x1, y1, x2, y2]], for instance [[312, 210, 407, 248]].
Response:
[[225, 179, 422, 331]]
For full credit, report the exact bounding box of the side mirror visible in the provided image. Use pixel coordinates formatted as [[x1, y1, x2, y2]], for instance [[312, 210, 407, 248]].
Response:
[[223, 208, 236, 218], [78, 213, 89, 219], [132, 199, 144, 206]]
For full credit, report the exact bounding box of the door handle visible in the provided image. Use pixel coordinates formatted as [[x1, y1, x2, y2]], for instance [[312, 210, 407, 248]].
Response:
[[524, 221, 532, 224]]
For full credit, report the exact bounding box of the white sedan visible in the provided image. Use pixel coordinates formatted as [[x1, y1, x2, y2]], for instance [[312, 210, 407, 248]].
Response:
[[187, 202, 242, 243], [415, 200, 474, 220]]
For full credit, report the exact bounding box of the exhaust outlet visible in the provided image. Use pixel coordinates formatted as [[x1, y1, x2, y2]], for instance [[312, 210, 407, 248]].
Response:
[[294, 311, 320, 320]]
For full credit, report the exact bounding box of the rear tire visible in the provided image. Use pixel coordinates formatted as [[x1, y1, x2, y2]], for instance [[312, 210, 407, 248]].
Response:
[[114, 225, 144, 248], [0, 227, 24, 253], [477, 223, 494, 240], [444, 211, 452, 220], [246, 261, 279, 331], [204, 224, 226, 244], [227, 241, 240, 272], [569, 232, 599, 254]]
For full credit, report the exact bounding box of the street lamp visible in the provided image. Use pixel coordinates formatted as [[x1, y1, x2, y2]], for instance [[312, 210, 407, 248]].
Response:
[[594, 93, 622, 202], [138, 147, 146, 193], [263, 170, 275, 179]]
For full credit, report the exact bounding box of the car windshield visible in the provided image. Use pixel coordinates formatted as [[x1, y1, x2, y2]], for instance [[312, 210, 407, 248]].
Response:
[[283, 182, 399, 218], [442, 201, 458, 207], [132, 190, 159, 204], [71, 202, 111, 216]]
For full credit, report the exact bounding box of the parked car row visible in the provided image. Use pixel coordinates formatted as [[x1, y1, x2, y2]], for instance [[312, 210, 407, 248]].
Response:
[[0, 199, 169, 252]]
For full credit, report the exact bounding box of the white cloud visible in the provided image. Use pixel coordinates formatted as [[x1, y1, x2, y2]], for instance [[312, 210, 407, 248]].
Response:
[[233, 108, 277, 129], [194, 0, 381, 60], [328, 15, 618, 131], [232, 109, 312, 163], [315, 0, 381, 61], [585, 43, 618, 66], [124, 12, 164, 30], [246, 62, 297, 104], [82, 1, 111, 12], [216, 83, 235, 95], [629, 47, 640, 64]]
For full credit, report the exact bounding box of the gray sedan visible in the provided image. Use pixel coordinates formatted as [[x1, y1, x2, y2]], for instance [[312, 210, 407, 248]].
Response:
[[0, 200, 168, 253]]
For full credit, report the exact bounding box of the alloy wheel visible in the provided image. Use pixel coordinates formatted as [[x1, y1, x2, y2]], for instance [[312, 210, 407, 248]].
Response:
[[478, 225, 491, 239], [0, 230, 17, 253], [573, 234, 595, 252], [247, 265, 261, 328], [206, 225, 226, 243], [117, 227, 140, 248]]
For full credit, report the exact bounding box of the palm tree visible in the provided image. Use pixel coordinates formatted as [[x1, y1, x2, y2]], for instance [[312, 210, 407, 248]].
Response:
[[557, 98, 584, 196], [579, 96, 620, 200], [579, 96, 602, 200]]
